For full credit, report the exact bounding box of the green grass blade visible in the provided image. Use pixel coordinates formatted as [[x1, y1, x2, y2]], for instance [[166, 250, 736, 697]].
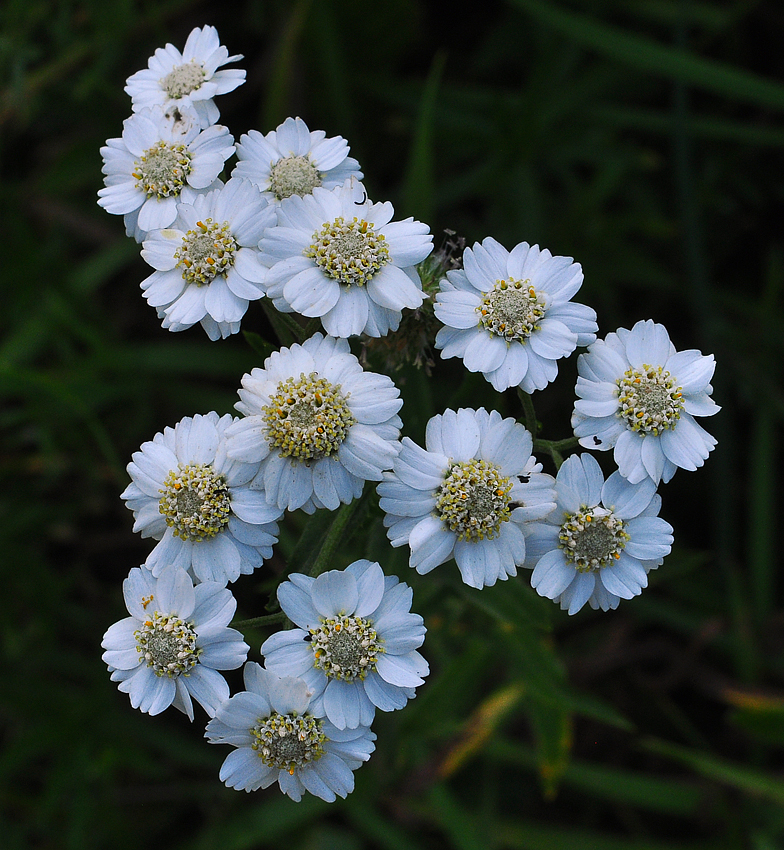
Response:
[[509, 0, 784, 112], [402, 50, 446, 224], [642, 737, 784, 805], [488, 739, 705, 815]]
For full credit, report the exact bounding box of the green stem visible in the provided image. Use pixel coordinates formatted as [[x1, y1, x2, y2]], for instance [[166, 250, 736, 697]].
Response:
[[548, 447, 564, 470], [534, 437, 579, 453], [533, 437, 578, 470], [308, 490, 368, 577], [231, 612, 287, 629], [517, 388, 539, 436]]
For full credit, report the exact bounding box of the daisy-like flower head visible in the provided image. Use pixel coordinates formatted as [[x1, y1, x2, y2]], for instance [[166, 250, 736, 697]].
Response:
[[433, 237, 598, 393], [378, 408, 557, 589], [205, 662, 376, 801], [571, 319, 720, 485], [224, 333, 403, 513], [261, 180, 433, 338], [121, 412, 283, 585], [98, 105, 234, 241], [125, 25, 245, 129], [233, 117, 363, 203], [102, 565, 248, 719], [524, 453, 673, 614], [262, 560, 428, 730], [140, 178, 275, 340]]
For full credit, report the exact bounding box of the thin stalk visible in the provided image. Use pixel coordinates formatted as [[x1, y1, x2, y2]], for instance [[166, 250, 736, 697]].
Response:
[[232, 612, 287, 629], [534, 437, 578, 470], [308, 489, 369, 577], [517, 388, 539, 436]]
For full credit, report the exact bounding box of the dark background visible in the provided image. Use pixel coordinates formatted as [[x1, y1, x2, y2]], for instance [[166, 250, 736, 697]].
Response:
[[2, 1, 784, 847]]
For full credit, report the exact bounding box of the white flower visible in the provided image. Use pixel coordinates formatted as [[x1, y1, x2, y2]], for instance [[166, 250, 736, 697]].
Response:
[[121, 412, 282, 585], [262, 560, 428, 730], [125, 25, 245, 129], [378, 408, 557, 589], [524, 453, 673, 614], [233, 116, 363, 203], [571, 319, 720, 485], [98, 105, 234, 241], [433, 238, 598, 393], [224, 333, 403, 513], [140, 178, 275, 340], [261, 180, 433, 338], [102, 565, 248, 719], [205, 662, 376, 801]]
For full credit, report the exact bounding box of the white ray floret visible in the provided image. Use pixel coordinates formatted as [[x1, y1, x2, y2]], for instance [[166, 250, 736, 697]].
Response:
[[223, 333, 403, 513], [140, 177, 275, 340], [262, 560, 428, 730], [261, 180, 433, 338], [102, 565, 248, 719], [233, 116, 363, 203], [433, 237, 598, 393], [121, 412, 282, 585], [205, 662, 376, 801], [524, 452, 674, 614], [98, 105, 234, 242], [571, 319, 720, 485], [125, 25, 245, 129], [378, 408, 557, 589]]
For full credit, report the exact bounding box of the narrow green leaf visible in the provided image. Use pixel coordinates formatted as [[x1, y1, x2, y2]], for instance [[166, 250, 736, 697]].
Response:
[[242, 330, 276, 361], [402, 50, 446, 224], [731, 704, 784, 747], [427, 784, 488, 850], [524, 694, 572, 798], [496, 820, 714, 850], [345, 803, 428, 850], [262, 0, 313, 128], [191, 793, 328, 850], [459, 575, 552, 631], [749, 406, 775, 623], [488, 739, 704, 815], [596, 105, 784, 148], [642, 737, 784, 805], [260, 298, 305, 346], [510, 0, 784, 112]]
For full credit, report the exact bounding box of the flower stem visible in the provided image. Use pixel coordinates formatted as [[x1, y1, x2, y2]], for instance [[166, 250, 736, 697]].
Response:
[[232, 612, 288, 629], [308, 489, 369, 577], [533, 436, 579, 470], [517, 388, 539, 437]]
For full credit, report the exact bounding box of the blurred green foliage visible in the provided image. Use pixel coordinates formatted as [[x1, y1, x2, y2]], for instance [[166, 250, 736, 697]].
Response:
[[2, 0, 783, 848]]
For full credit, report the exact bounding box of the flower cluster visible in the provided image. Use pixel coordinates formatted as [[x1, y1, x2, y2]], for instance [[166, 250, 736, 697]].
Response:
[[100, 25, 719, 805]]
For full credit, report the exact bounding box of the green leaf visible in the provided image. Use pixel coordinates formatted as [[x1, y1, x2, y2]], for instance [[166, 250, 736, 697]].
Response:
[[495, 820, 715, 850], [488, 740, 704, 815], [426, 784, 488, 850], [241, 330, 276, 361], [403, 50, 446, 224], [345, 803, 429, 850], [730, 702, 784, 747], [524, 693, 572, 799], [642, 737, 784, 805], [260, 299, 305, 346], [510, 0, 784, 112], [459, 575, 552, 632]]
